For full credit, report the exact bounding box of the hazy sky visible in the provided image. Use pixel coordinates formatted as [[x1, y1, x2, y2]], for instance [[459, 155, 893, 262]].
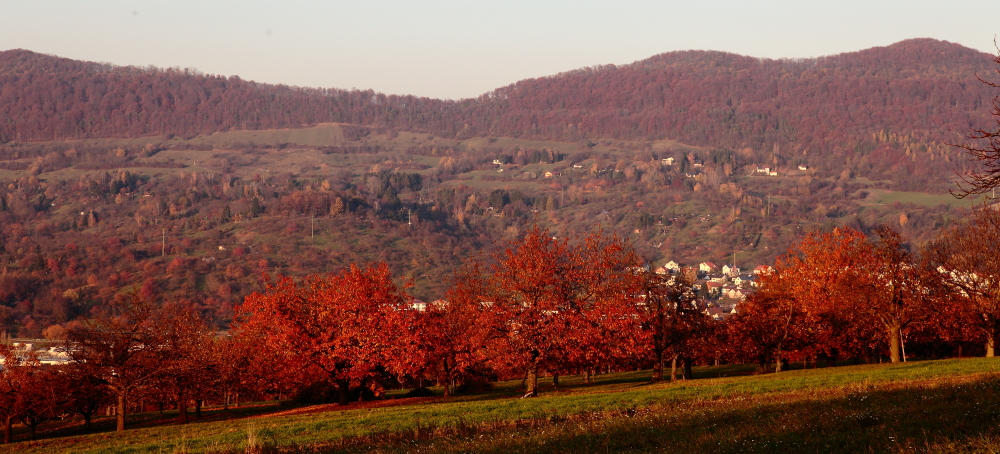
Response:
[[2, 1, 998, 100]]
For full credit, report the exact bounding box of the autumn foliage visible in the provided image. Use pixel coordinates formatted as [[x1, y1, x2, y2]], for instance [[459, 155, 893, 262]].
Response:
[[3, 218, 1000, 443]]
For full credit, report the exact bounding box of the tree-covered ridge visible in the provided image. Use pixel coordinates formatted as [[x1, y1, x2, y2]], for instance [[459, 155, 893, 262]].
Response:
[[1, 39, 995, 156]]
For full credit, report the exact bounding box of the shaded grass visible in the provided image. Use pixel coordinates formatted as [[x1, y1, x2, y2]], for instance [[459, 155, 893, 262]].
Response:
[[361, 374, 1000, 454], [5, 358, 1000, 453]]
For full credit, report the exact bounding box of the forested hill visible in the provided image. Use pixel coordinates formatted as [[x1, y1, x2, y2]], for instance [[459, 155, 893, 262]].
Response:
[[1, 39, 996, 154], [482, 39, 996, 150], [0, 49, 456, 142]]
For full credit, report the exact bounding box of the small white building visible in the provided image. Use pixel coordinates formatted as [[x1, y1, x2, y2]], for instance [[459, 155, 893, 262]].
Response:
[[665, 260, 681, 273]]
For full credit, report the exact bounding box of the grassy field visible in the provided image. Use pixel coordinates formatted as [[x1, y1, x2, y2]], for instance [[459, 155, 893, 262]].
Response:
[[870, 189, 987, 208], [5, 358, 1000, 453]]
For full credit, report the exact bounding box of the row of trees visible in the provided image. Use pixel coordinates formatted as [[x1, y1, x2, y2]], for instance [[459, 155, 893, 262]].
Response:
[[233, 229, 709, 401], [1, 298, 241, 441], [4, 205, 1000, 441], [732, 205, 1000, 371]]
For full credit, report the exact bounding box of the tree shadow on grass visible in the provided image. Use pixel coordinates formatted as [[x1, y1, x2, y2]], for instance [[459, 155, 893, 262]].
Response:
[[342, 377, 1000, 454]]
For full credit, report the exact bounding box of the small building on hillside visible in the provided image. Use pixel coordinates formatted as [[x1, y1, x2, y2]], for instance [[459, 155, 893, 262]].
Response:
[[665, 260, 681, 273]]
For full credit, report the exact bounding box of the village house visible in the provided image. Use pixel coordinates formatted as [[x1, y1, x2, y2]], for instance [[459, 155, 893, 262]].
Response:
[[705, 306, 726, 321], [722, 264, 740, 277], [664, 260, 681, 273], [699, 262, 718, 274], [733, 274, 756, 288]]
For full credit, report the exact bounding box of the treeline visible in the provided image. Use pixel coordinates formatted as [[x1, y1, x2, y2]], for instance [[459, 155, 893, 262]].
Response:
[[2, 39, 996, 161], [4, 208, 998, 442]]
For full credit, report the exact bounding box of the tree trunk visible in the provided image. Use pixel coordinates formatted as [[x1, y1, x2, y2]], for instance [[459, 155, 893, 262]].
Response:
[[195, 399, 202, 418], [524, 363, 538, 397], [652, 348, 664, 382], [178, 390, 189, 424], [337, 380, 350, 406], [987, 334, 996, 358], [116, 392, 126, 432], [442, 360, 452, 397], [4, 416, 11, 444], [888, 324, 902, 363], [582, 368, 591, 384], [670, 355, 678, 381], [552, 373, 559, 388], [84, 412, 93, 431], [775, 346, 783, 373], [682, 357, 693, 380]]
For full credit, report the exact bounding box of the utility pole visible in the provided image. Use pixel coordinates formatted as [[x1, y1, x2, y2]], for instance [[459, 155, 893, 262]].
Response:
[[161, 228, 166, 257], [311, 216, 315, 239], [408, 209, 412, 226]]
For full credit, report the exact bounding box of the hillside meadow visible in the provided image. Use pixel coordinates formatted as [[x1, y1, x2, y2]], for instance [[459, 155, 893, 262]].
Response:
[[4, 357, 1000, 454]]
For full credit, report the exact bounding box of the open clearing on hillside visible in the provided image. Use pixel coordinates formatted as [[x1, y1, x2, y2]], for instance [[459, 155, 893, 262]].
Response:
[[6, 358, 1000, 454], [869, 189, 987, 208]]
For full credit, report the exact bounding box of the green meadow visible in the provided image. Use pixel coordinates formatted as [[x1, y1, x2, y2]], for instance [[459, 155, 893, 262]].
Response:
[[6, 358, 1000, 453]]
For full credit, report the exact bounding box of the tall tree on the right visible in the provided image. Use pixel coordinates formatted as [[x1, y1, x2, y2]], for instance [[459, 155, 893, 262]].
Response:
[[953, 50, 1000, 198]]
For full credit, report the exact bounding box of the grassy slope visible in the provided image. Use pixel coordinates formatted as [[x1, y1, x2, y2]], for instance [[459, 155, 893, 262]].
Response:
[[6, 358, 1000, 454]]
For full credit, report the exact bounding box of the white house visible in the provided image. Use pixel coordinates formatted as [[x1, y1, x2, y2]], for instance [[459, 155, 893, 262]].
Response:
[[665, 260, 681, 273], [722, 264, 740, 277], [699, 262, 718, 273], [734, 274, 756, 288]]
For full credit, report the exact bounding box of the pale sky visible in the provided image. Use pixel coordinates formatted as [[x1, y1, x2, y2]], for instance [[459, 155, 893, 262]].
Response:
[[2, 1, 998, 100]]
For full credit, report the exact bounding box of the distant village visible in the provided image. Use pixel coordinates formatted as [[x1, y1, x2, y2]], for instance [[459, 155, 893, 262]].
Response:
[[404, 260, 775, 324], [652, 260, 773, 321]]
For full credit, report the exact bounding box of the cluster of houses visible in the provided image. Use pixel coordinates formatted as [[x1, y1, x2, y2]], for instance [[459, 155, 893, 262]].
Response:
[[0, 342, 72, 368], [655, 260, 773, 321], [407, 261, 774, 323]]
